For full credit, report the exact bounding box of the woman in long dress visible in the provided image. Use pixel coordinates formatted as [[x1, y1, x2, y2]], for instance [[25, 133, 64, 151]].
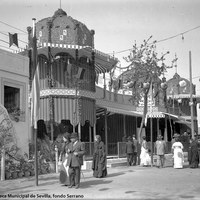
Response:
[[140, 136, 151, 166], [92, 135, 107, 178], [172, 135, 184, 169], [188, 137, 199, 168], [59, 133, 71, 185]]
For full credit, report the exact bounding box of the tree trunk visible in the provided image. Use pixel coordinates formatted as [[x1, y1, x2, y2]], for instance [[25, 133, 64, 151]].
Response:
[[138, 91, 148, 142]]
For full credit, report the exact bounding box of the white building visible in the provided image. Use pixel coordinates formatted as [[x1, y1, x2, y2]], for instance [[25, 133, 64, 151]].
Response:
[[0, 49, 30, 154]]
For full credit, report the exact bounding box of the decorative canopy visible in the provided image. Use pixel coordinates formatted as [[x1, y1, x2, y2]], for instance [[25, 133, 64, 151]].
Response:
[[37, 42, 118, 74]]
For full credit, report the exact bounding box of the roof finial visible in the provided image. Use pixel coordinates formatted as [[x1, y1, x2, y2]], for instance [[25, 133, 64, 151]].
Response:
[[60, 0, 62, 9]]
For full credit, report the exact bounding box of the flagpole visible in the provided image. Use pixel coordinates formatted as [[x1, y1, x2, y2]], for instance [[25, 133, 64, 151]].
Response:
[[32, 18, 38, 186]]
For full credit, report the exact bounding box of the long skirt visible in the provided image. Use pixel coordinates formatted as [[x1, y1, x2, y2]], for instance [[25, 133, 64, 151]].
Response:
[[59, 162, 70, 185], [140, 147, 151, 166], [173, 148, 184, 169]]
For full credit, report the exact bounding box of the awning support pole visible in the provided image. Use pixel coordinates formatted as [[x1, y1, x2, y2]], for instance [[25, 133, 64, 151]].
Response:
[[104, 109, 108, 156], [189, 51, 195, 138], [123, 115, 126, 138]]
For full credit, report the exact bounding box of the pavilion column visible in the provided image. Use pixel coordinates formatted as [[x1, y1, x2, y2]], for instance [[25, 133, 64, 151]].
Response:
[[78, 123, 81, 140], [104, 109, 108, 156], [157, 118, 160, 137], [164, 117, 168, 141], [47, 20, 54, 141], [93, 123, 96, 141], [103, 73, 106, 98], [89, 124, 92, 155], [123, 115, 126, 137]]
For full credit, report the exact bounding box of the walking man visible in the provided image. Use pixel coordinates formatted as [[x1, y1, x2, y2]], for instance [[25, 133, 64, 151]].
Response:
[[132, 134, 139, 165], [155, 134, 166, 168], [125, 136, 134, 166], [67, 132, 85, 189]]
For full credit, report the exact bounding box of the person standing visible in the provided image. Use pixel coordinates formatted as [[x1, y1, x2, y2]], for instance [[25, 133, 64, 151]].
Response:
[[140, 136, 151, 167], [125, 136, 134, 166], [67, 132, 85, 189], [59, 133, 71, 186], [92, 135, 107, 178], [188, 136, 199, 168], [172, 134, 184, 169], [155, 135, 166, 168], [132, 134, 139, 166]]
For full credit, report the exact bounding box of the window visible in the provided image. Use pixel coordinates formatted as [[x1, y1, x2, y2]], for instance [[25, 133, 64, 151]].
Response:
[[2, 78, 26, 122], [4, 86, 20, 111]]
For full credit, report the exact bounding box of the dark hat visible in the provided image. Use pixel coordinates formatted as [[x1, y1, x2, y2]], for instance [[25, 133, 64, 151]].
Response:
[[70, 132, 78, 139], [127, 136, 132, 140]]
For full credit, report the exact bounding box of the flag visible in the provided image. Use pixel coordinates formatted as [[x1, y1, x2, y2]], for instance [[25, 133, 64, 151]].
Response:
[[75, 67, 85, 80], [9, 33, 18, 47], [31, 62, 40, 129]]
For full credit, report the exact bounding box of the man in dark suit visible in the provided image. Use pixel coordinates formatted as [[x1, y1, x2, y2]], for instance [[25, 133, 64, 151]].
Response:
[[125, 136, 134, 166], [67, 132, 85, 189]]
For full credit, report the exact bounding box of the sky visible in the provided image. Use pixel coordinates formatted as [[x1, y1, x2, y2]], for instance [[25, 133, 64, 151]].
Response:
[[1, 0, 200, 123]]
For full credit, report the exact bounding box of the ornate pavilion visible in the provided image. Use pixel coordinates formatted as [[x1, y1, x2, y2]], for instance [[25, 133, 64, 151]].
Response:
[[27, 9, 199, 155]]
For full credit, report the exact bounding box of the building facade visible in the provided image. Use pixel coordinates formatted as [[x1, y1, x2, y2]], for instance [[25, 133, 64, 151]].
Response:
[[0, 48, 30, 154]]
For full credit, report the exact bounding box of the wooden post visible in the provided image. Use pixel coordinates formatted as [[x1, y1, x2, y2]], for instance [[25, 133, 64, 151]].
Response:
[[55, 145, 58, 173], [32, 18, 38, 186], [189, 51, 195, 139], [78, 123, 81, 140], [103, 73, 106, 98], [1, 147, 5, 181], [104, 109, 108, 156], [157, 118, 159, 137], [93, 123, 96, 140], [164, 116, 168, 141], [89, 125, 92, 155], [123, 115, 126, 138]]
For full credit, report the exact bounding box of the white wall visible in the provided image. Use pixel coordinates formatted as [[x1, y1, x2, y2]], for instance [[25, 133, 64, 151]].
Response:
[[0, 49, 30, 154]]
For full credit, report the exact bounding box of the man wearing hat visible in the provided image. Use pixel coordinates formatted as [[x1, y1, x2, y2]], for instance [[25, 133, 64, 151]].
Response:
[[125, 136, 134, 166], [155, 134, 166, 168], [132, 134, 139, 166], [67, 132, 85, 189]]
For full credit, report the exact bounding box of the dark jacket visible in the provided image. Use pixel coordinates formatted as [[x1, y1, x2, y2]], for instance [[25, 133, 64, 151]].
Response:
[[133, 138, 139, 153], [125, 141, 134, 154], [67, 141, 85, 167]]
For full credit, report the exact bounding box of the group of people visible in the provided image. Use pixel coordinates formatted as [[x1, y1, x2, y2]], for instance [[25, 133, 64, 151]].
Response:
[[58, 130, 199, 189], [59, 133, 107, 189], [125, 132, 199, 169]]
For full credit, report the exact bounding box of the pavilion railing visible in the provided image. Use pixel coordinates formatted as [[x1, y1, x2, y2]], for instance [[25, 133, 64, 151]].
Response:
[[84, 141, 189, 159]]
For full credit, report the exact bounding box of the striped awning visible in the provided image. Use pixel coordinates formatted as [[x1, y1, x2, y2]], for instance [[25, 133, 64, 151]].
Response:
[[39, 97, 96, 126], [106, 107, 142, 117], [95, 63, 110, 74]]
